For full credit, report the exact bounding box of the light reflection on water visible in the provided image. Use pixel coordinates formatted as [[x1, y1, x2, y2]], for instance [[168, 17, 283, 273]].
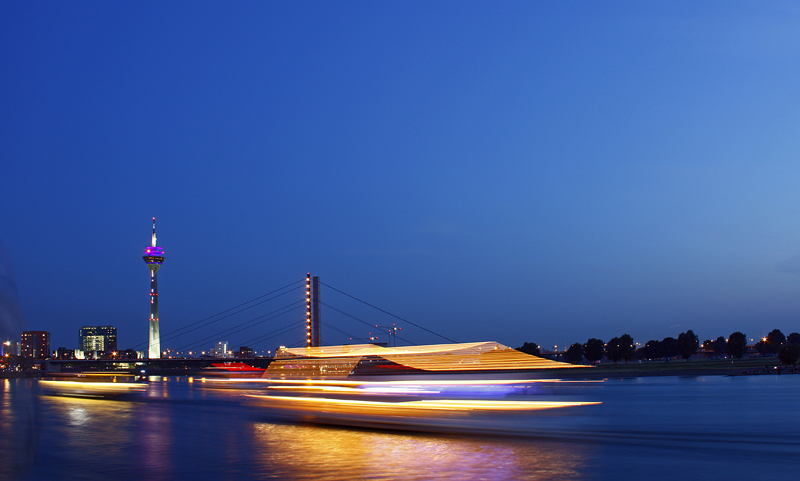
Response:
[[0, 379, 37, 480], [252, 422, 592, 480], [140, 400, 175, 480], [41, 395, 137, 475], [3, 375, 800, 480]]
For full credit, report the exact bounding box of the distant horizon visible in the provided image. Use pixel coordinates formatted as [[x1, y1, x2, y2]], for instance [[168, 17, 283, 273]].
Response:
[[11, 296, 799, 357], [4, 234, 798, 354]]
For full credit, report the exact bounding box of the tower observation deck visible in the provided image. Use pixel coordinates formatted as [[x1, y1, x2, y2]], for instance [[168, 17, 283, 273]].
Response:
[[143, 217, 165, 359]]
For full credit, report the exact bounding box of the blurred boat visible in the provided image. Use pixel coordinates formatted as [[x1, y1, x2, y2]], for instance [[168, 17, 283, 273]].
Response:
[[234, 342, 600, 432], [246, 390, 599, 433], [39, 373, 147, 399], [201, 362, 267, 378]]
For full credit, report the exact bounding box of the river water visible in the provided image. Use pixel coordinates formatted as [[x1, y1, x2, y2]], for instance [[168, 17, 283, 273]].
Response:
[[2, 374, 799, 480]]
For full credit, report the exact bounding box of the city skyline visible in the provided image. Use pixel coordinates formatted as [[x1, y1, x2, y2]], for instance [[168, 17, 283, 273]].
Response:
[[3, 2, 800, 352]]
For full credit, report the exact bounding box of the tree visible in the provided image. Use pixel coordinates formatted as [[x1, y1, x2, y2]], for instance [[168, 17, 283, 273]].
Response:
[[583, 338, 604, 363], [619, 334, 636, 364], [755, 339, 771, 355], [727, 331, 747, 359], [788, 332, 800, 345], [778, 344, 800, 366], [605, 337, 622, 364], [641, 340, 661, 360], [677, 330, 699, 360], [766, 329, 786, 354], [661, 337, 678, 359], [713, 336, 727, 357], [517, 342, 540, 356], [564, 343, 583, 364]]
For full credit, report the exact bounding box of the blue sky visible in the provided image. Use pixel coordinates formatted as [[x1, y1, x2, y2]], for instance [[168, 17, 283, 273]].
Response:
[[2, 1, 799, 353]]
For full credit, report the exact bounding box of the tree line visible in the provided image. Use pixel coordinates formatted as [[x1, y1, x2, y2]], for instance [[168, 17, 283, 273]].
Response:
[[517, 329, 800, 366]]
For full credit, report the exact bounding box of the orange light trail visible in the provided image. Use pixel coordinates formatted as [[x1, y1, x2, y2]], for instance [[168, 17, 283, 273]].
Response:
[[246, 393, 599, 415]]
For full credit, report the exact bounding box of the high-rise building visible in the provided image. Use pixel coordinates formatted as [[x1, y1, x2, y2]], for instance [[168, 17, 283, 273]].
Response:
[[79, 326, 117, 353], [1, 340, 20, 357], [21, 330, 50, 359], [234, 346, 254, 358], [212, 341, 230, 358], [54, 347, 76, 360], [143, 218, 165, 359]]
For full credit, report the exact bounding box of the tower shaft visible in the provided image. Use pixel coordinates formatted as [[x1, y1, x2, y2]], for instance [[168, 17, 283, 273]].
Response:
[[312, 275, 321, 347], [149, 270, 161, 358], [305, 274, 321, 348], [306, 274, 312, 347]]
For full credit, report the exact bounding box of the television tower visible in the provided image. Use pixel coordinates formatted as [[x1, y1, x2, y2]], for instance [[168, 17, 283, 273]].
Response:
[[143, 217, 165, 359]]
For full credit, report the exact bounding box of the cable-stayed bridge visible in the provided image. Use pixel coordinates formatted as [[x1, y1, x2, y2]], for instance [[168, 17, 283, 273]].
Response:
[[41, 275, 457, 373], [143, 275, 455, 358]]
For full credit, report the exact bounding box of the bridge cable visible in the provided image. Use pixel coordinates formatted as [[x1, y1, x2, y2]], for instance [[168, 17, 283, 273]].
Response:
[[286, 339, 307, 348], [319, 301, 379, 329], [163, 279, 303, 338], [320, 320, 370, 344], [319, 281, 457, 343], [133, 280, 304, 349], [320, 301, 418, 346], [238, 320, 305, 348], [221, 303, 306, 348], [175, 302, 304, 352], [158, 293, 301, 347]]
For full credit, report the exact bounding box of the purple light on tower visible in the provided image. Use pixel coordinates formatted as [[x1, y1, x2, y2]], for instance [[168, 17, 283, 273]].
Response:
[[143, 217, 165, 359]]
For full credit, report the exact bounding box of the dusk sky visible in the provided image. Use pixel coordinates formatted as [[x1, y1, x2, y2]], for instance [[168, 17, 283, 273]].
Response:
[[2, 1, 800, 354]]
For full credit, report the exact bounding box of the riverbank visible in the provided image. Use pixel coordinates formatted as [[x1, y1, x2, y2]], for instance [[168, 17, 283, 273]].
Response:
[[5, 358, 796, 380], [551, 357, 798, 379], [0, 370, 42, 379]]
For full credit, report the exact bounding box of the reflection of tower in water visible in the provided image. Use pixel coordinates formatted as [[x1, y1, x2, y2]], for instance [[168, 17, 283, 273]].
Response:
[[143, 218, 165, 359]]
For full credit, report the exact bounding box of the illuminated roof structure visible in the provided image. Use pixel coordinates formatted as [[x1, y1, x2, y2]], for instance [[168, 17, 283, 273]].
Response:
[[270, 341, 582, 376]]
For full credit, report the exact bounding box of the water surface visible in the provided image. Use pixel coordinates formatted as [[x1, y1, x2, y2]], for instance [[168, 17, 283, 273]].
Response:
[[2, 375, 798, 480]]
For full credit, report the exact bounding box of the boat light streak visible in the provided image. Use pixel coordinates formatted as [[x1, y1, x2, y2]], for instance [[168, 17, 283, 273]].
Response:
[[39, 380, 147, 392], [246, 393, 600, 413]]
